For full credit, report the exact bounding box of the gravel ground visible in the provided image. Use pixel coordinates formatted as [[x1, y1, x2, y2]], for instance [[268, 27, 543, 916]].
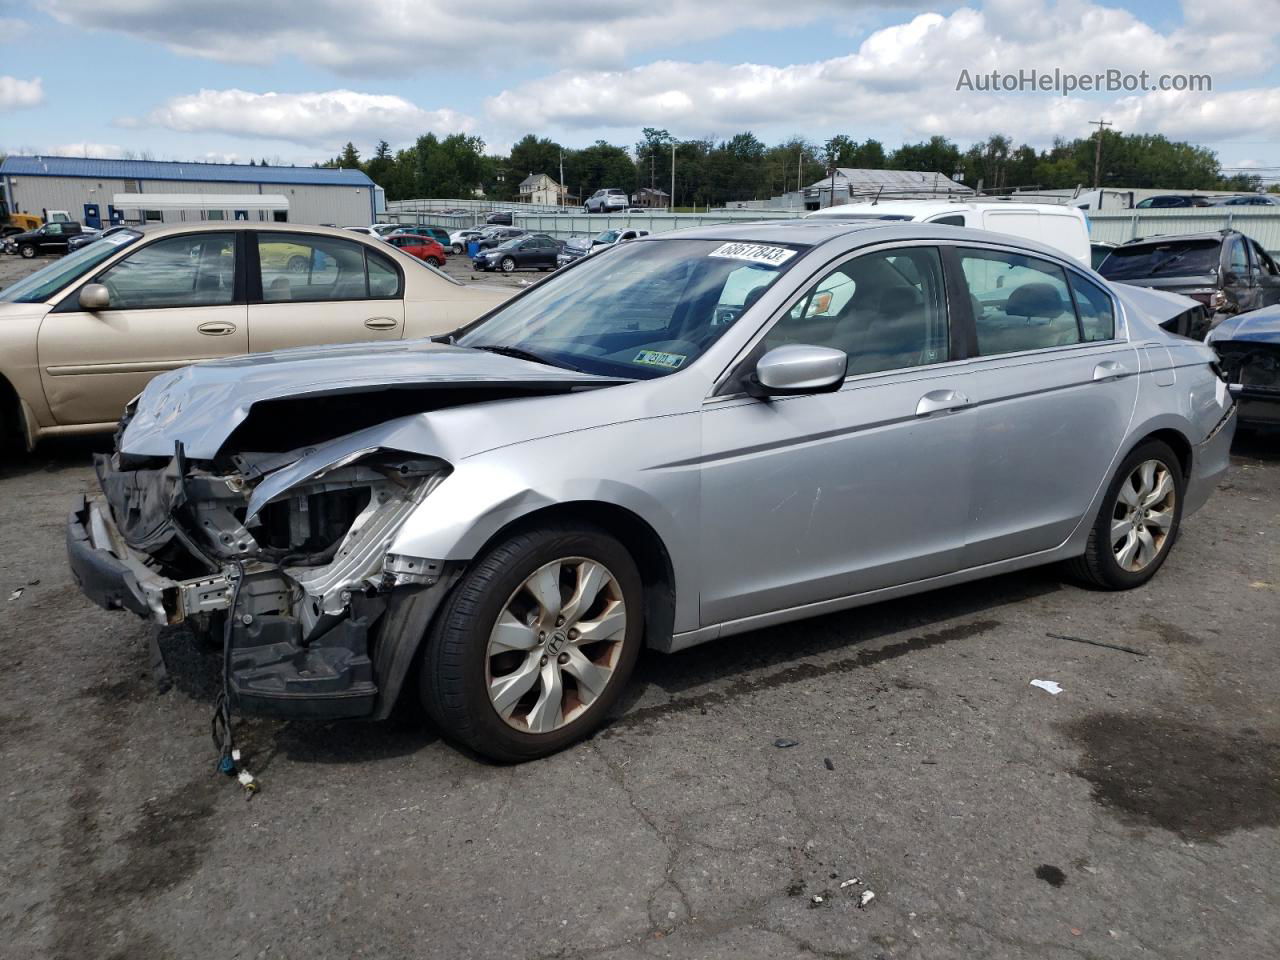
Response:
[[1, 251, 1279, 960]]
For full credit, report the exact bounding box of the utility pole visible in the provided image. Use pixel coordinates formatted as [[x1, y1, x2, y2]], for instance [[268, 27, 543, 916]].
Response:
[[1089, 118, 1112, 188], [671, 139, 676, 210]]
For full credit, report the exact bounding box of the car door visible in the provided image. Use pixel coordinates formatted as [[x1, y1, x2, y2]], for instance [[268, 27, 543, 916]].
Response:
[[38, 223, 66, 253], [1249, 239, 1280, 308], [37, 230, 248, 425], [247, 231, 405, 352], [699, 244, 974, 625], [952, 245, 1139, 566], [1223, 234, 1256, 312]]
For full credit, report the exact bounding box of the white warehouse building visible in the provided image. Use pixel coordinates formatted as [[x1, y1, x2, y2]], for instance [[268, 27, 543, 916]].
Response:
[[0, 155, 381, 229]]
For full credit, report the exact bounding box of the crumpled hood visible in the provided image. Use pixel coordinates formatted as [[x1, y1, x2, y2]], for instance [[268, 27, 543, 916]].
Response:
[[120, 338, 623, 460], [1207, 305, 1280, 345]]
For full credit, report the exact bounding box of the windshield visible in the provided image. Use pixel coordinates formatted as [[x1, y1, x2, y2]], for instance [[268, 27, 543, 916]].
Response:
[[457, 238, 805, 379], [1099, 239, 1220, 281], [595, 230, 620, 244], [0, 229, 141, 303]]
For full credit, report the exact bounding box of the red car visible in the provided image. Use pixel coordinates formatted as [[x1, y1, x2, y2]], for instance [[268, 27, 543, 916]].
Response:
[[386, 233, 448, 267]]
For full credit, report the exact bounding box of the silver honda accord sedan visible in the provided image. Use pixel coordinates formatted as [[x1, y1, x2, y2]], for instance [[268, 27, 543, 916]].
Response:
[[69, 220, 1236, 761]]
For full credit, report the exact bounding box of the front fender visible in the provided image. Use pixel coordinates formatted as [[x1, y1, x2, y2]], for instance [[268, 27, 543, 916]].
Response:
[[387, 416, 702, 632]]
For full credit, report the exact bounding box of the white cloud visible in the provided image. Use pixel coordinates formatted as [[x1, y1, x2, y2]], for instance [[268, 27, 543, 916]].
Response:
[[127, 89, 475, 150], [47, 141, 125, 157], [0, 17, 31, 41], [484, 0, 1280, 147], [0, 74, 42, 110], [40, 0, 915, 72]]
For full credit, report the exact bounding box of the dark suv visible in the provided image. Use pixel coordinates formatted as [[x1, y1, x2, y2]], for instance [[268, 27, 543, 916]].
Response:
[[2, 220, 89, 258], [1098, 229, 1280, 336]]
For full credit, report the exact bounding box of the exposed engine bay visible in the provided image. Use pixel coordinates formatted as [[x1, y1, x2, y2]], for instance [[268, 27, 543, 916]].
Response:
[[73, 439, 456, 720]]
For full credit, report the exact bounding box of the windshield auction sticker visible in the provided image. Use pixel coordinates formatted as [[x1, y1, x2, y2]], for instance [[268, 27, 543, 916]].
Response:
[[708, 242, 797, 266], [633, 349, 687, 369]]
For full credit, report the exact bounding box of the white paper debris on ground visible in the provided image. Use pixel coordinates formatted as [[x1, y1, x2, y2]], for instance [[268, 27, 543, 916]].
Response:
[[1030, 679, 1063, 695], [7, 588, 22, 601], [839, 878, 861, 889], [858, 890, 876, 908], [811, 895, 824, 904]]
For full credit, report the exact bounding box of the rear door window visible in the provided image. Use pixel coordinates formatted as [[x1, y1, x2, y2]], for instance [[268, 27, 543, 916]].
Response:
[[958, 247, 1081, 355], [257, 233, 397, 302]]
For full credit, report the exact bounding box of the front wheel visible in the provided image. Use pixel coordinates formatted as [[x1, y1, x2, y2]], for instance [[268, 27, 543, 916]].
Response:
[[501, 256, 516, 273], [420, 523, 643, 761], [452, 243, 463, 254], [1067, 439, 1185, 589], [19, 244, 36, 259]]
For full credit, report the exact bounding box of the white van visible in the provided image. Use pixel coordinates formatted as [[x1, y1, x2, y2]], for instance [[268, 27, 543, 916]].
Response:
[[805, 200, 1090, 265]]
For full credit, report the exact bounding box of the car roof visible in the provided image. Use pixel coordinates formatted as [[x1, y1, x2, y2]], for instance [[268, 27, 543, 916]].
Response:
[[1116, 231, 1232, 248], [648, 219, 1090, 266], [805, 199, 1084, 218]]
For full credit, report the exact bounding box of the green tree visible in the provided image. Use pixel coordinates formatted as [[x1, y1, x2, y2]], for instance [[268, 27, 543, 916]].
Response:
[[889, 136, 962, 176], [338, 141, 361, 168]]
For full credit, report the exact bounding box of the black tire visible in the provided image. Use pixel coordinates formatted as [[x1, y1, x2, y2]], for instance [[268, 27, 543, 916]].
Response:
[[426, 256, 442, 267], [19, 243, 36, 259], [420, 522, 644, 762], [1066, 439, 1185, 589], [452, 243, 463, 254], [501, 257, 516, 273], [287, 255, 309, 272]]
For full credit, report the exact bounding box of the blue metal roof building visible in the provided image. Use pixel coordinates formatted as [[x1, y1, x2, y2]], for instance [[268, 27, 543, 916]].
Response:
[[0, 155, 373, 187], [1, 155, 379, 227]]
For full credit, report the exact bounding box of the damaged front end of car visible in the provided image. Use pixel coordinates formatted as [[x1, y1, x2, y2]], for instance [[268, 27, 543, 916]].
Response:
[[68, 439, 458, 719]]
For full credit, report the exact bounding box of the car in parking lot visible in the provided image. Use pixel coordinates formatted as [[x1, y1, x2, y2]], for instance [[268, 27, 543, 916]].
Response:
[[66, 219, 1235, 761], [449, 227, 487, 254], [4, 220, 94, 258], [473, 233, 560, 272], [391, 225, 452, 248], [473, 226, 527, 251], [1135, 195, 1213, 208], [1212, 194, 1280, 206], [584, 188, 628, 214], [1098, 229, 1280, 332], [0, 222, 508, 448], [385, 233, 449, 266], [67, 224, 129, 253]]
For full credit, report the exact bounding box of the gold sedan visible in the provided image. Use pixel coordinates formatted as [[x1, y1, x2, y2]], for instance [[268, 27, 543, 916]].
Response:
[[0, 222, 510, 449]]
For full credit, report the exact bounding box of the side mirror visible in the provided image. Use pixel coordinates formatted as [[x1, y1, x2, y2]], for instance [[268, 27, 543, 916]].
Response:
[[746, 344, 848, 399], [79, 283, 111, 311]]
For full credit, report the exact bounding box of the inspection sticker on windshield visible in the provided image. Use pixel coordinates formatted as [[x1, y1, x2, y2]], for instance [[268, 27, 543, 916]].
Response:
[[634, 349, 687, 369], [708, 242, 797, 266]]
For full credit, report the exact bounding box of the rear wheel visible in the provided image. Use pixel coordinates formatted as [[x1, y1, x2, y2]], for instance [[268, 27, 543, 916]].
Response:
[[452, 243, 463, 254], [287, 255, 309, 272], [420, 523, 643, 762], [426, 256, 442, 267], [1067, 439, 1185, 589]]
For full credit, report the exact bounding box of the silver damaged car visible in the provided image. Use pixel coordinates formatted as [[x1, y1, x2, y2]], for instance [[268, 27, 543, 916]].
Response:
[[68, 221, 1237, 760]]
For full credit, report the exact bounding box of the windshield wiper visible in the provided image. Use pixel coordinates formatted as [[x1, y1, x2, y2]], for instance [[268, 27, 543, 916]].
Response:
[[470, 343, 583, 372], [1145, 250, 1195, 276]]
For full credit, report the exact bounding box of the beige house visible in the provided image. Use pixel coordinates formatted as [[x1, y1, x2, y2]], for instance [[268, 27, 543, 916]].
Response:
[[518, 173, 572, 206]]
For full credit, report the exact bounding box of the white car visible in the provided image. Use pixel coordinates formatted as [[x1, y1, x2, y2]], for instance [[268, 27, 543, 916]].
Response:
[[584, 189, 629, 214], [806, 200, 1090, 265]]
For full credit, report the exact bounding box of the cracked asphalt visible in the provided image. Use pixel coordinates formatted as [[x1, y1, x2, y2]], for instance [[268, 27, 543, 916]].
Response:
[[2, 253, 1279, 960], [0, 431, 1276, 960]]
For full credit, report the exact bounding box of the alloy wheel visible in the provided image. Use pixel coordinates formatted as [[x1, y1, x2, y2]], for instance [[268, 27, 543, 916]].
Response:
[[501, 257, 515, 272], [486, 557, 627, 734], [1111, 459, 1176, 572]]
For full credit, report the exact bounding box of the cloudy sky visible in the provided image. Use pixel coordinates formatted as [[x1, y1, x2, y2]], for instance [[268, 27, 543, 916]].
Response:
[[0, 0, 1277, 170]]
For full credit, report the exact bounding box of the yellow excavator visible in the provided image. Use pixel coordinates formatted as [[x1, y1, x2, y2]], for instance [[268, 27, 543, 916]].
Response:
[[1, 200, 42, 238]]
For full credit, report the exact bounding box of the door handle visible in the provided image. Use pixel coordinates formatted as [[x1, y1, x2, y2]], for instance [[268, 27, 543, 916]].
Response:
[[1092, 360, 1128, 381], [197, 321, 237, 336], [364, 317, 399, 330], [915, 389, 971, 416]]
